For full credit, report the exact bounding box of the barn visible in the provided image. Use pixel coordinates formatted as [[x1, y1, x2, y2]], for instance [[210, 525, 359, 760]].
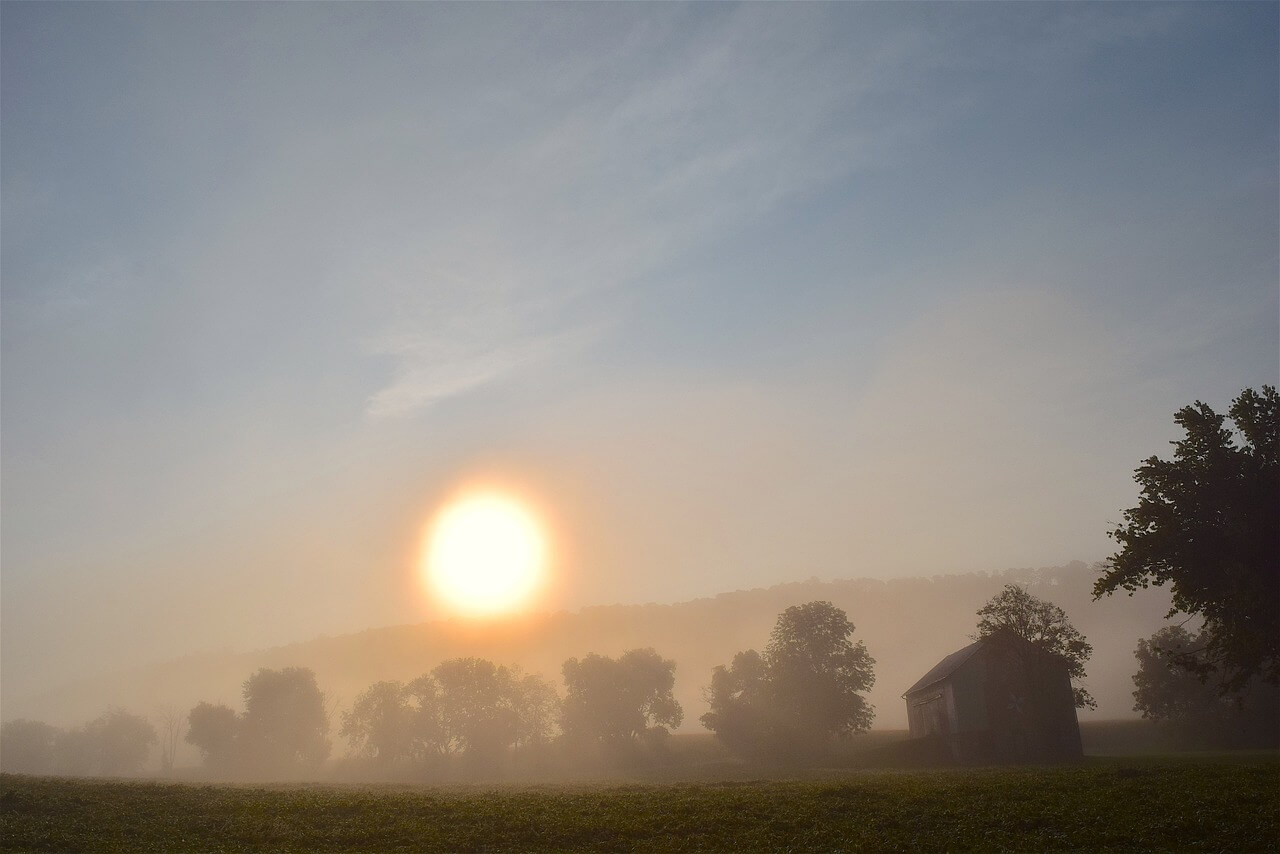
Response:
[[902, 630, 1083, 764]]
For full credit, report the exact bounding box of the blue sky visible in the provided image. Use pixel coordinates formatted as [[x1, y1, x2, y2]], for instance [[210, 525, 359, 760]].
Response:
[[3, 3, 1276, 700]]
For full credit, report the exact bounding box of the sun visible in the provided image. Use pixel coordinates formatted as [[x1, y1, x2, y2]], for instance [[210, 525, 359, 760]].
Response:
[[421, 492, 548, 617]]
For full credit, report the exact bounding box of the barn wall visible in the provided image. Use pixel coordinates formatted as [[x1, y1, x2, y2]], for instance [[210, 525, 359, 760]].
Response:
[[949, 652, 989, 733]]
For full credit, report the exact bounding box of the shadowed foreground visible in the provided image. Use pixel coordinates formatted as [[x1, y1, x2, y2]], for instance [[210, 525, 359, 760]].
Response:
[[2, 757, 1276, 852]]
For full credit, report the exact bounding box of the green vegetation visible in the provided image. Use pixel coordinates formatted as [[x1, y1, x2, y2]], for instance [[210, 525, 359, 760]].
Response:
[[3, 756, 1276, 852]]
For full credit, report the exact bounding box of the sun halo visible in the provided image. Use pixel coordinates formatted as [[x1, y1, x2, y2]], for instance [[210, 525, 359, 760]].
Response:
[[421, 491, 548, 618]]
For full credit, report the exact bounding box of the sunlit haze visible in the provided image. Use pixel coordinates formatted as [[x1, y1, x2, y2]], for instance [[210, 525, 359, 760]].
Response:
[[423, 492, 548, 617], [1, 2, 1276, 728]]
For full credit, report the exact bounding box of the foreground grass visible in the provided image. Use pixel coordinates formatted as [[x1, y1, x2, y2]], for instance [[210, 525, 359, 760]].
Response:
[[2, 756, 1277, 852]]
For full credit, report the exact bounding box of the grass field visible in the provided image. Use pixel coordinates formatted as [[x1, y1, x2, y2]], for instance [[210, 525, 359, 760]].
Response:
[[2, 755, 1277, 852]]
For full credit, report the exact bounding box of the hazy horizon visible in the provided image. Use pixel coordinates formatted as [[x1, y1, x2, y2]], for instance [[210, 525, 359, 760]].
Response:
[[3, 4, 1277, 719], [5, 561, 1179, 745]]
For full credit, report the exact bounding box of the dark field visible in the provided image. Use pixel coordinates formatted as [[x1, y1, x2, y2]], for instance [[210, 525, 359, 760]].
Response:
[[2, 756, 1277, 853]]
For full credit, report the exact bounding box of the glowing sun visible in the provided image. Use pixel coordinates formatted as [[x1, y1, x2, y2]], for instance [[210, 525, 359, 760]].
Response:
[[422, 492, 547, 617]]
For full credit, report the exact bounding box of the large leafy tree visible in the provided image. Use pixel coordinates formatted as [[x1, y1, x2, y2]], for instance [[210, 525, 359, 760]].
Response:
[[976, 584, 1094, 709], [86, 708, 157, 776], [340, 680, 415, 764], [509, 669, 562, 751], [186, 701, 239, 771], [1094, 387, 1279, 692], [766, 601, 876, 738], [561, 648, 683, 748], [432, 658, 521, 762], [0, 719, 60, 774], [239, 667, 331, 772], [1132, 625, 1278, 748], [702, 601, 875, 761]]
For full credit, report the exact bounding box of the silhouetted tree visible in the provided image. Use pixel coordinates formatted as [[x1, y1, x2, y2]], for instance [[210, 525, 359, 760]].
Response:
[[404, 674, 448, 760], [561, 648, 683, 752], [340, 681, 415, 764], [702, 601, 875, 761], [186, 702, 239, 771], [342, 660, 559, 771], [509, 669, 561, 751], [976, 584, 1095, 709], [86, 708, 157, 776], [239, 667, 331, 773], [1133, 625, 1279, 748], [433, 658, 518, 763], [0, 719, 59, 774], [701, 649, 775, 758], [1095, 386, 1279, 692]]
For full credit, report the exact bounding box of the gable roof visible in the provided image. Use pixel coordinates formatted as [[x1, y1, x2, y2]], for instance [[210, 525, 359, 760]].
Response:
[[902, 639, 985, 698]]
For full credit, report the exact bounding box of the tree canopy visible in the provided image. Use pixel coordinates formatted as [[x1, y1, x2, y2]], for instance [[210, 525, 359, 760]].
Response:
[[0, 719, 59, 775], [702, 601, 875, 761], [239, 667, 331, 772], [339, 680, 415, 765], [1094, 386, 1279, 692], [560, 648, 683, 750], [87, 708, 158, 776], [186, 701, 239, 771], [1132, 625, 1278, 749], [976, 584, 1094, 709], [339, 660, 560, 769]]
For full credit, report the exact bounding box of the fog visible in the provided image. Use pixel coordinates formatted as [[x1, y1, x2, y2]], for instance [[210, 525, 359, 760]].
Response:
[[0, 561, 1228, 779], [3, 1, 1277, 784]]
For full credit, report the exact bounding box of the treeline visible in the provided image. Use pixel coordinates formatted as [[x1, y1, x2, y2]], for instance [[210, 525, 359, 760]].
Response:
[[1, 601, 876, 779], [184, 648, 687, 779], [0, 709, 157, 777], [3, 589, 1276, 780]]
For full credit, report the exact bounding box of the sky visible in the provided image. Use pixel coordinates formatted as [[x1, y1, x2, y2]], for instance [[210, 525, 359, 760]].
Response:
[[3, 3, 1277, 705]]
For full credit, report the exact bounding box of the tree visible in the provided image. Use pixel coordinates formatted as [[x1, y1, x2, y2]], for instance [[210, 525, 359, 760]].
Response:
[[404, 674, 448, 760], [1095, 386, 1279, 692], [432, 658, 520, 764], [239, 667, 331, 773], [0, 719, 60, 774], [976, 584, 1094, 709], [561, 648, 683, 750], [340, 681, 415, 764], [701, 649, 775, 759], [1132, 625, 1279, 748], [1133, 626, 1230, 726], [86, 708, 157, 776], [508, 669, 561, 751], [186, 702, 239, 771], [154, 704, 187, 775], [702, 602, 875, 761], [767, 601, 876, 738]]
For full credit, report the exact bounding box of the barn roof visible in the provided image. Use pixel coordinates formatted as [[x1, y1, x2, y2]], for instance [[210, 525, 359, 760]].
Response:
[[902, 639, 985, 697]]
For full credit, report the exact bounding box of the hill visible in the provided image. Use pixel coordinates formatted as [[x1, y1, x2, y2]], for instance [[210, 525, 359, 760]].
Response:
[[6, 562, 1173, 742]]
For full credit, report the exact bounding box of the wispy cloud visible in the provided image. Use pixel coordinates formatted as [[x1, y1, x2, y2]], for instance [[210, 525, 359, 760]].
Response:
[[357, 6, 906, 418]]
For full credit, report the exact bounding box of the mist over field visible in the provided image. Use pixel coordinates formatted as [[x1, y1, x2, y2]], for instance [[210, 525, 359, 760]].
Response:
[[2, 0, 1276, 819], [8, 562, 1165, 736]]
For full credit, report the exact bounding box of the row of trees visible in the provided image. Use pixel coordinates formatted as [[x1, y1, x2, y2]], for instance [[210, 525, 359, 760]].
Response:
[[0, 708, 156, 777], [180, 649, 686, 777]]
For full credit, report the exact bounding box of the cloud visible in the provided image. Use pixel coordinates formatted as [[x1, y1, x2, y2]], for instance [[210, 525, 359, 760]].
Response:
[[366, 326, 595, 420], [354, 6, 912, 419]]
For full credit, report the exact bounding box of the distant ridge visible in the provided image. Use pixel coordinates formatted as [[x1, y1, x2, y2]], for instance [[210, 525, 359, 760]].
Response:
[[8, 562, 1172, 740]]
